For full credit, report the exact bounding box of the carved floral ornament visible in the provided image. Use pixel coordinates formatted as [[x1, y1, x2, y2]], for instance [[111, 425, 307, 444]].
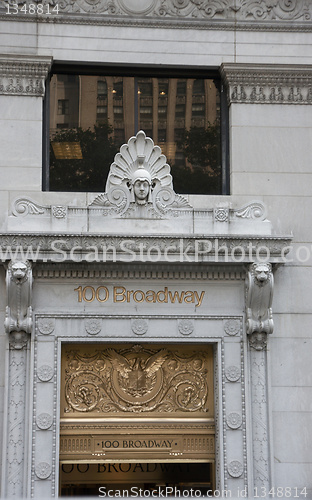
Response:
[[225, 365, 241, 382], [85, 318, 102, 335], [35, 462, 52, 480], [37, 365, 54, 382], [1, 0, 311, 25], [37, 317, 55, 335]]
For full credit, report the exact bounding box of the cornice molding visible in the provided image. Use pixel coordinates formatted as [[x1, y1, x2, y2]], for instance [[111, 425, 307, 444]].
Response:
[[0, 0, 311, 31], [0, 55, 52, 97], [221, 63, 312, 105], [0, 232, 292, 264]]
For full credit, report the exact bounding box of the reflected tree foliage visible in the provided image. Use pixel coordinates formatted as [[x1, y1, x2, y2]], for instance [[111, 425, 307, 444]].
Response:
[[50, 123, 118, 192], [172, 124, 221, 195], [50, 123, 221, 194]]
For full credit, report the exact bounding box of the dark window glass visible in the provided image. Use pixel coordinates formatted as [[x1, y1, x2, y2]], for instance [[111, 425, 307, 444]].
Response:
[[177, 80, 186, 95], [48, 72, 223, 194], [97, 80, 107, 100], [58, 99, 69, 115]]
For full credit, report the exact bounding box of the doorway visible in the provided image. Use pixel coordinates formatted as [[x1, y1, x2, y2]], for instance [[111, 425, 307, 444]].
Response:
[[60, 343, 215, 496], [60, 462, 214, 496]]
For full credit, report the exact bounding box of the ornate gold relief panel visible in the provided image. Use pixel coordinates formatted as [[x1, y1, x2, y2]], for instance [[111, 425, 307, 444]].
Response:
[[61, 344, 214, 418]]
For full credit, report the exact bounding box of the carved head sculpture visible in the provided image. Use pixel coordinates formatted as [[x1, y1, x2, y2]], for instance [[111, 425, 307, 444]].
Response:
[[131, 165, 152, 205], [252, 262, 272, 285], [105, 131, 172, 203], [10, 261, 28, 282], [90, 130, 191, 217]]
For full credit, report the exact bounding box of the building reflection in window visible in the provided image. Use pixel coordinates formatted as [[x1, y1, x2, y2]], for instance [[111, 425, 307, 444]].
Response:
[[49, 74, 221, 194]]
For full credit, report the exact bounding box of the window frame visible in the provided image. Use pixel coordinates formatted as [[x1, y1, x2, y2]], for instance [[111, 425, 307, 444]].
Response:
[[42, 62, 229, 194]]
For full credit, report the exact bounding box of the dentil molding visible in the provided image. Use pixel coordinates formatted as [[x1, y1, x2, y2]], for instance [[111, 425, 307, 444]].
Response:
[[221, 63, 312, 105], [0, 55, 52, 97]]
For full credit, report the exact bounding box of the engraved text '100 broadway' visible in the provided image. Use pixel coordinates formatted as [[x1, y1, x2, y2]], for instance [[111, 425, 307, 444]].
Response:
[[74, 286, 205, 307]]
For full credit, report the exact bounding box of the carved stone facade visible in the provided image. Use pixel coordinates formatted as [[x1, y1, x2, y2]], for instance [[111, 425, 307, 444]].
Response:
[[0, 127, 290, 497], [0, 0, 311, 27], [0, 3, 311, 497], [2, 261, 33, 498], [221, 64, 312, 105], [4, 260, 33, 341], [90, 130, 192, 219], [0, 55, 51, 97]]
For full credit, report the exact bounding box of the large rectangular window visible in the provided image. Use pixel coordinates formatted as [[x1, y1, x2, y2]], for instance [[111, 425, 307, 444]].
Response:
[[45, 66, 228, 194]]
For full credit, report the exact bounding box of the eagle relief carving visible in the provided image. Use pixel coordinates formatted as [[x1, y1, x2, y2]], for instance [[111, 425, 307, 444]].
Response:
[[106, 347, 168, 399], [63, 345, 211, 414]]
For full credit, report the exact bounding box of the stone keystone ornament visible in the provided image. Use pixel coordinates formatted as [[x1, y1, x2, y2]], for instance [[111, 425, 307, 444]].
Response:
[[90, 130, 191, 218]]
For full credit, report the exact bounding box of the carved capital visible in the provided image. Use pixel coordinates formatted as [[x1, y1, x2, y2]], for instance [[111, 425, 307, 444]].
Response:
[[221, 63, 312, 105], [0, 55, 52, 97], [246, 262, 274, 349], [5, 260, 33, 345]]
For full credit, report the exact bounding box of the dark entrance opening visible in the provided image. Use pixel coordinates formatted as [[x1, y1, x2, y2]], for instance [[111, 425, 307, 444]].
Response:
[[60, 462, 214, 496]]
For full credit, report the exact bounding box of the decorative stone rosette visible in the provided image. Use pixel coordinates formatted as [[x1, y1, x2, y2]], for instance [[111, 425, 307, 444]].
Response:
[[226, 412, 242, 429], [224, 319, 241, 336], [85, 318, 102, 336], [178, 319, 194, 336], [37, 365, 54, 382], [225, 366, 241, 382], [35, 462, 52, 480], [214, 207, 229, 222], [36, 413, 53, 430], [131, 319, 148, 336], [52, 205, 67, 219], [227, 460, 243, 478], [38, 318, 55, 335]]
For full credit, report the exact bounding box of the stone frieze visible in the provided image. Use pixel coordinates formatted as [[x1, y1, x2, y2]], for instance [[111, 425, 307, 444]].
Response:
[[1, 0, 311, 28]]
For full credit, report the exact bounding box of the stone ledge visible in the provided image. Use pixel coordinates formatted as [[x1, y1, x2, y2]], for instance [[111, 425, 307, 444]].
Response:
[[0, 233, 292, 264]]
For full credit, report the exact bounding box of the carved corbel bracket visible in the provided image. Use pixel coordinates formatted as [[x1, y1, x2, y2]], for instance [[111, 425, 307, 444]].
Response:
[[245, 262, 274, 350], [4, 260, 33, 348]]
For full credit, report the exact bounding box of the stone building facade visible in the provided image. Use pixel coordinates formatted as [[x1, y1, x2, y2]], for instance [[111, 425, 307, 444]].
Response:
[[0, 1, 311, 498]]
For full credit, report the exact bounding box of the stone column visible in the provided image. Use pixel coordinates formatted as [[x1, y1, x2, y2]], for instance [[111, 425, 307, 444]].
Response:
[[2, 261, 33, 498], [245, 262, 274, 494]]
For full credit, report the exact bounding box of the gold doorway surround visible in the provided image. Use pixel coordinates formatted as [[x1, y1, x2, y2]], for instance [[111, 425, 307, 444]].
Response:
[[60, 344, 215, 463]]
